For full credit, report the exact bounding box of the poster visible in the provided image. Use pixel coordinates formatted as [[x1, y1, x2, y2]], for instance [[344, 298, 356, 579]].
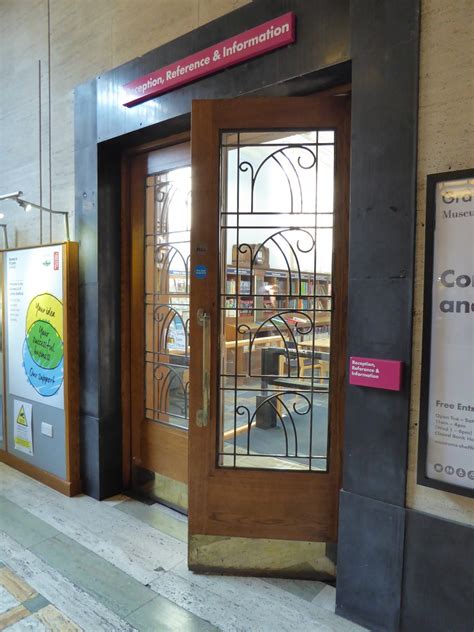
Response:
[[425, 175, 474, 491], [5, 246, 65, 409], [13, 399, 33, 455], [167, 316, 187, 352]]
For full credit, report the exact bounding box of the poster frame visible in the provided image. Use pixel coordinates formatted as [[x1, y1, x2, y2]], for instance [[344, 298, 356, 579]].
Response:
[[417, 168, 474, 499], [0, 241, 80, 496]]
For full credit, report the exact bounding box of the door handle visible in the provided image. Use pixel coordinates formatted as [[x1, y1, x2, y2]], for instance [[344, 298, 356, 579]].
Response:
[[196, 308, 211, 427]]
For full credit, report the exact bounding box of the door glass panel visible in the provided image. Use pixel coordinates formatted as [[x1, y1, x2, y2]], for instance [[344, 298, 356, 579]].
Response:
[[219, 130, 335, 470], [145, 166, 191, 430]]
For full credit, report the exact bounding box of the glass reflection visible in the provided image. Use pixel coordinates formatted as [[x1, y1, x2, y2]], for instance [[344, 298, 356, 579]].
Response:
[[145, 167, 191, 430], [219, 130, 335, 471]]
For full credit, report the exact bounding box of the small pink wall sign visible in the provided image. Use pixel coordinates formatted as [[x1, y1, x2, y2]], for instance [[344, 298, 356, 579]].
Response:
[[122, 12, 296, 107], [349, 357, 403, 391]]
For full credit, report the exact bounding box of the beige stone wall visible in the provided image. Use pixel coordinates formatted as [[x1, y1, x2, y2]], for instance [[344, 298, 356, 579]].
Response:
[[406, 0, 474, 525], [0, 0, 250, 246]]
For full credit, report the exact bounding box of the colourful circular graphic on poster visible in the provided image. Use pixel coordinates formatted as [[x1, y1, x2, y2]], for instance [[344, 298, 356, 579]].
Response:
[[26, 320, 63, 369], [26, 293, 63, 340], [22, 293, 64, 397]]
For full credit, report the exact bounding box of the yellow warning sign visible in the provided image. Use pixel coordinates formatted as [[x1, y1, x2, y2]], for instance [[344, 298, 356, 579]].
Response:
[[14, 399, 33, 455], [16, 405, 28, 426]]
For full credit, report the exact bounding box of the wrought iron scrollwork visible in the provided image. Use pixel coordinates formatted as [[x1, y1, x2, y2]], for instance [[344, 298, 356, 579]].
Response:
[[236, 391, 311, 457], [239, 145, 317, 214], [153, 363, 190, 419], [154, 243, 190, 294], [237, 311, 314, 378], [145, 167, 191, 430], [219, 130, 335, 470], [154, 179, 191, 234], [238, 228, 315, 296], [153, 304, 190, 356]]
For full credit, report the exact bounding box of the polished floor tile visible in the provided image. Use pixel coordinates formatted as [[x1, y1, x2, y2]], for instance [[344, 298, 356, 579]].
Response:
[[0, 565, 86, 632], [117, 499, 188, 543], [29, 534, 156, 619], [21, 596, 49, 615], [0, 604, 30, 630], [0, 464, 366, 631], [263, 577, 327, 602], [4, 614, 48, 631], [0, 568, 36, 603], [0, 587, 19, 616], [0, 499, 57, 550], [35, 604, 82, 631], [127, 593, 219, 632]]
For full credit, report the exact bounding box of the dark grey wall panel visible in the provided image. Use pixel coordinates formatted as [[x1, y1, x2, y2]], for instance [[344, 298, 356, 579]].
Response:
[[336, 490, 406, 631], [77, 283, 99, 417], [336, 3, 420, 627], [401, 510, 474, 632], [97, 145, 122, 417], [79, 412, 123, 500], [79, 413, 100, 499], [343, 277, 412, 505], [343, 0, 419, 506]]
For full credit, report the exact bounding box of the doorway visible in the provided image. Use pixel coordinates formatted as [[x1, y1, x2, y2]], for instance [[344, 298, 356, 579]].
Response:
[[123, 94, 349, 576], [126, 137, 191, 512]]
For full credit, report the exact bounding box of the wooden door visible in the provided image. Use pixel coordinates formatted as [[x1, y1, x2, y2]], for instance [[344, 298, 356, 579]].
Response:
[[189, 96, 349, 563], [127, 139, 191, 511]]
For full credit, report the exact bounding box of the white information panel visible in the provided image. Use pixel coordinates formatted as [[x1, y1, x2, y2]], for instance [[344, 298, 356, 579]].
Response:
[[5, 246, 65, 410], [426, 176, 474, 491]]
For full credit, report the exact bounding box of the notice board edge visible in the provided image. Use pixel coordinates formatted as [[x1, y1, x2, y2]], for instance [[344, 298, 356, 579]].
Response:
[[417, 168, 474, 500]]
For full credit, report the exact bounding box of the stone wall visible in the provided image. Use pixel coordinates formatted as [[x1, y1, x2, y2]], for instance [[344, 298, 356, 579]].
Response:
[[406, 0, 474, 525], [0, 0, 250, 246]]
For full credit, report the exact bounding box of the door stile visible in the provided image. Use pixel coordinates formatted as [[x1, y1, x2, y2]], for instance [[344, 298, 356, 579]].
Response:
[[129, 152, 148, 467], [189, 103, 222, 522]]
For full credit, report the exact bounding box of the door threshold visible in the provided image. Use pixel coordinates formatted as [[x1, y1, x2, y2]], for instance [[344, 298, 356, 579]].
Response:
[[189, 534, 336, 580], [131, 466, 188, 515]]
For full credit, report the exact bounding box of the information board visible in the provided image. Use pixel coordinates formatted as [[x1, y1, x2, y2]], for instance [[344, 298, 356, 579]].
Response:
[[0, 243, 80, 496], [5, 246, 64, 408], [419, 169, 474, 497]]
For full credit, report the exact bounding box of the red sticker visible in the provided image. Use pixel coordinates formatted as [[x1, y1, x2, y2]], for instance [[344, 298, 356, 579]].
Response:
[[54, 252, 59, 270]]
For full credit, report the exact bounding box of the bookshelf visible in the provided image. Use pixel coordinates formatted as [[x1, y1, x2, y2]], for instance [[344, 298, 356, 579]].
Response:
[[223, 265, 331, 330]]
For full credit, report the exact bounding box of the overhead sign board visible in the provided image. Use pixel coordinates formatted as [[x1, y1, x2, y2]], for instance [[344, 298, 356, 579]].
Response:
[[122, 12, 296, 107]]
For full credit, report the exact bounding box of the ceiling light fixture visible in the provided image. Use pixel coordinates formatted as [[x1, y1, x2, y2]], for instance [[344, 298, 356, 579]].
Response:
[[0, 191, 22, 202], [0, 191, 70, 242]]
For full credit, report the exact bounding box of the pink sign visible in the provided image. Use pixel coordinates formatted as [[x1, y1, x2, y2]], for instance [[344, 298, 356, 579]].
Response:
[[349, 357, 403, 392], [123, 12, 296, 107]]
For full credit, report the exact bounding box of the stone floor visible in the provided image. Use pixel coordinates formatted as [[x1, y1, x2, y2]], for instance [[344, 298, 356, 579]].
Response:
[[0, 463, 365, 631]]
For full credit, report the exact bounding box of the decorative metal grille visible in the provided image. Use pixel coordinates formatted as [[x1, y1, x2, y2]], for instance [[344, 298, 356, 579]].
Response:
[[218, 130, 335, 470], [145, 167, 191, 430]]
